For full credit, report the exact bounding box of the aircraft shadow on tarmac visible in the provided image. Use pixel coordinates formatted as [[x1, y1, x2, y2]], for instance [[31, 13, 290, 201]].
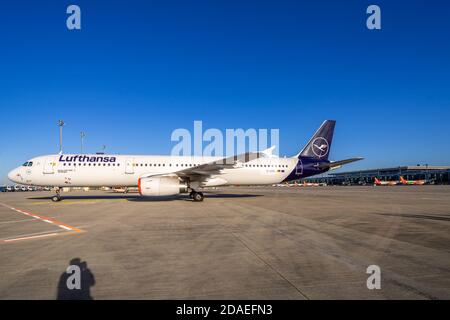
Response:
[[375, 212, 450, 222], [128, 193, 263, 202], [56, 258, 95, 300], [28, 195, 138, 200], [28, 193, 262, 202]]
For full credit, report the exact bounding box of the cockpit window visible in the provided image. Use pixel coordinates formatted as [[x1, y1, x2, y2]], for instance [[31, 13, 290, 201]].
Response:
[[22, 162, 29, 167], [28, 162, 33, 167]]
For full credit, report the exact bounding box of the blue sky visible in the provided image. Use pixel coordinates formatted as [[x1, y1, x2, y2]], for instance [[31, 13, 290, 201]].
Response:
[[1, 0, 449, 184]]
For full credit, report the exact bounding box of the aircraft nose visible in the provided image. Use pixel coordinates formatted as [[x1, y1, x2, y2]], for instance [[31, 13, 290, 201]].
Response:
[[8, 169, 18, 183]]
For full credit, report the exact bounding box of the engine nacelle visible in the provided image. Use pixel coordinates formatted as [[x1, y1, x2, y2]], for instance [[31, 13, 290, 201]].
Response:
[[138, 177, 187, 196]]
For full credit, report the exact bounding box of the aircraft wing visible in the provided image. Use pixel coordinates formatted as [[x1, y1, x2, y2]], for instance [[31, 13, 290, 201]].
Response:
[[175, 151, 263, 179], [140, 150, 270, 181]]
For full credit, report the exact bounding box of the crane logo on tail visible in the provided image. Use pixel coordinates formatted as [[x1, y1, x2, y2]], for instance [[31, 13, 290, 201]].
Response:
[[312, 137, 329, 158]]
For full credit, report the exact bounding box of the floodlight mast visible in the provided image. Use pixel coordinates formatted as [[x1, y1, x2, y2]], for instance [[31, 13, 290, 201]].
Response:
[[81, 131, 86, 154], [58, 120, 65, 154]]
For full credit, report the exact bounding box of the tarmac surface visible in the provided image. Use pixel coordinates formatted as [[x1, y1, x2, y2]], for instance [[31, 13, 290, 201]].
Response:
[[0, 185, 449, 300]]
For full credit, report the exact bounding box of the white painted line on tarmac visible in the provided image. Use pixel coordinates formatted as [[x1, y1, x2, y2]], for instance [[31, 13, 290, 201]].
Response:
[[4, 233, 60, 243], [0, 202, 84, 244], [0, 219, 36, 225]]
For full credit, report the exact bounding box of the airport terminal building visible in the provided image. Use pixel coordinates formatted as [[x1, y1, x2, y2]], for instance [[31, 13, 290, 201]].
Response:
[[303, 165, 450, 185]]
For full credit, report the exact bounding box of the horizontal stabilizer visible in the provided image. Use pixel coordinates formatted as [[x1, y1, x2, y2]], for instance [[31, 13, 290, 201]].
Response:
[[329, 157, 364, 168], [315, 157, 364, 170]]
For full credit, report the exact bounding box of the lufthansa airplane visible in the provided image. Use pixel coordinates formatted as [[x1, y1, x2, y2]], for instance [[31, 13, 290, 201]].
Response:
[[8, 120, 363, 202]]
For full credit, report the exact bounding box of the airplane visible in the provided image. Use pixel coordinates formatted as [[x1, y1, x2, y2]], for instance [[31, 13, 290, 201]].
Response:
[[8, 120, 363, 202], [399, 176, 426, 185], [374, 177, 399, 186]]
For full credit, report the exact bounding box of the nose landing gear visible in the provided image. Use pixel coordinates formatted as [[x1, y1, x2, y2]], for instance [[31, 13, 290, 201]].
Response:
[[52, 187, 62, 202]]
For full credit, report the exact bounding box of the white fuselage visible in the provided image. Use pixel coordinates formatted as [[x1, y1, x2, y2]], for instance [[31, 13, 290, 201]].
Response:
[[8, 154, 298, 188]]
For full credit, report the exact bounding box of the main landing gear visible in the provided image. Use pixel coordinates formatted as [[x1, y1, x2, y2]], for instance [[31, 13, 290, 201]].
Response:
[[189, 190, 204, 202], [52, 187, 62, 202]]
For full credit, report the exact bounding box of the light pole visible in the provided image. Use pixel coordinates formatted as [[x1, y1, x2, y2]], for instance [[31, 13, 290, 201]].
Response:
[[58, 120, 65, 154], [80, 132, 86, 154]]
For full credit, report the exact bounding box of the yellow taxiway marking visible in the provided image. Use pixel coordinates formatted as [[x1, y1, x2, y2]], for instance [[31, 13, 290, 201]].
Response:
[[30, 199, 129, 205]]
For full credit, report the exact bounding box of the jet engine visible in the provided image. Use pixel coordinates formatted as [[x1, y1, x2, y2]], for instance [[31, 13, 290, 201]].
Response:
[[138, 176, 187, 196]]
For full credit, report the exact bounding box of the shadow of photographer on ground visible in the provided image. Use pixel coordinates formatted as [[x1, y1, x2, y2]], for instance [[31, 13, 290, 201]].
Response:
[[57, 258, 95, 300]]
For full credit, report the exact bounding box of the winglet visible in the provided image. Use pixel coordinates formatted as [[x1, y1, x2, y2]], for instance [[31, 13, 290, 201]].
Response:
[[261, 146, 277, 157]]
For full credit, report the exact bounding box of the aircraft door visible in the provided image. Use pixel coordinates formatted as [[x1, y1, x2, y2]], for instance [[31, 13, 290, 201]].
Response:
[[295, 159, 303, 176], [125, 158, 134, 174], [43, 157, 56, 174]]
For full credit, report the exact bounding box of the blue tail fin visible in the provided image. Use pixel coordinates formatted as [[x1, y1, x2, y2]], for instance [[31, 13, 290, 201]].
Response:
[[296, 120, 336, 160]]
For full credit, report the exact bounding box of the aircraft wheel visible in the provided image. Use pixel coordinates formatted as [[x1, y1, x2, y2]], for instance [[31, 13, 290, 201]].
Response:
[[192, 192, 204, 202]]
